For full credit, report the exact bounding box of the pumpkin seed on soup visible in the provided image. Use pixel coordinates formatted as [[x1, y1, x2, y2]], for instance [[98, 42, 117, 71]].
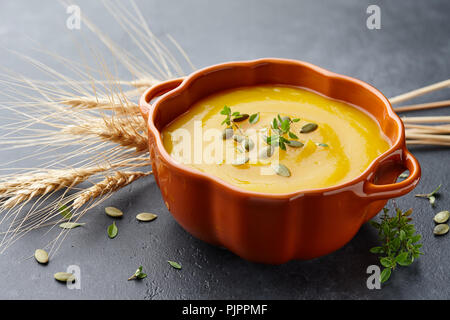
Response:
[[300, 123, 318, 133], [222, 128, 234, 140], [232, 114, 249, 122], [281, 116, 291, 123], [232, 155, 249, 166], [242, 138, 255, 151], [233, 135, 244, 143], [271, 163, 291, 177], [287, 140, 304, 148], [433, 224, 449, 236], [434, 211, 449, 224], [249, 113, 260, 124], [259, 146, 274, 159], [34, 249, 49, 264]]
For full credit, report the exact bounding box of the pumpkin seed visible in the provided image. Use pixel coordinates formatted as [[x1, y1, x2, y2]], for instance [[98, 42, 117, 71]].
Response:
[[300, 123, 318, 133], [232, 155, 249, 166], [54, 272, 76, 283], [433, 224, 449, 235], [287, 140, 304, 148], [59, 222, 85, 229], [316, 142, 329, 147], [249, 113, 260, 124], [222, 128, 234, 140], [271, 163, 291, 177], [136, 213, 158, 222], [105, 206, 123, 218], [242, 138, 255, 151], [34, 249, 49, 264], [233, 134, 244, 143], [281, 116, 291, 123], [168, 261, 182, 269], [259, 145, 274, 159], [232, 114, 249, 122], [434, 211, 450, 224]]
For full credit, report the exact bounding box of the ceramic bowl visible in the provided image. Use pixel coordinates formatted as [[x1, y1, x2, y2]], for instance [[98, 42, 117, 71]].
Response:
[[139, 58, 420, 264]]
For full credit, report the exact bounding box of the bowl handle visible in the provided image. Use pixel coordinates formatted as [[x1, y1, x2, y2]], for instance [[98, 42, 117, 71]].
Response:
[[363, 149, 421, 200], [139, 77, 185, 123]]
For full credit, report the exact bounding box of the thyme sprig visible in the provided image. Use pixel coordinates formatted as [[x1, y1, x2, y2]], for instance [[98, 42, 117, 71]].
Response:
[[128, 265, 147, 281], [220, 105, 257, 135], [266, 115, 300, 150], [415, 184, 442, 206], [370, 207, 423, 283]]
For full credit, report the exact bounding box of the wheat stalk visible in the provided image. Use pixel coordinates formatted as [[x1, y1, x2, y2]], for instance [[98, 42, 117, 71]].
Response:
[[62, 116, 148, 152], [72, 170, 151, 209]]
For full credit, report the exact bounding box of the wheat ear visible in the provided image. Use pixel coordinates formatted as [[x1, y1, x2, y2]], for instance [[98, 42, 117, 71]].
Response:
[[72, 170, 151, 209], [62, 117, 148, 151]]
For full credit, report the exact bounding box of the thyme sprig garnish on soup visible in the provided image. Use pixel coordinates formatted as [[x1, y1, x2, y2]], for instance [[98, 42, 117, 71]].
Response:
[[265, 115, 301, 150], [219, 105, 331, 177]]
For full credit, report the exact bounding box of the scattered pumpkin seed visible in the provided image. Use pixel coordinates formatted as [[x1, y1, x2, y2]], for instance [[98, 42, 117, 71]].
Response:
[[34, 249, 49, 264], [259, 145, 274, 159], [242, 138, 255, 151], [105, 206, 123, 218], [54, 272, 76, 283], [59, 222, 85, 229], [300, 123, 318, 133], [232, 155, 249, 166], [107, 221, 118, 239], [271, 163, 291, 177], [136, 213, 158, 222], [233, 134, 244, 143], [168, 261, 182, 269], [287, 140, 304, 148], [222, 128, 233, 140], [232, 114, 249, 122], [433, 224, 449, 235], [434, 211, 450, 224]]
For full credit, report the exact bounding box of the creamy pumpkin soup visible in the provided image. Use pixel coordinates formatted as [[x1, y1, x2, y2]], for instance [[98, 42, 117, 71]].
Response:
[[162, 85, 391, 193]]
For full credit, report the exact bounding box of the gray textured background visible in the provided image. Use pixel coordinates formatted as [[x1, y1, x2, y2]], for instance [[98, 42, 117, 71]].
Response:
[[0, 0, 449, 299]]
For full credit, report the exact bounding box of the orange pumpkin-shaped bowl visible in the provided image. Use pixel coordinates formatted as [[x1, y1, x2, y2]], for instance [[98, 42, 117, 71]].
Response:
[[139, 58, 420, 264]]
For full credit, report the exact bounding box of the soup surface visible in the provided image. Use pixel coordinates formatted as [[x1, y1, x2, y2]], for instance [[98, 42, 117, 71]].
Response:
[[162, 85, 391, 193]]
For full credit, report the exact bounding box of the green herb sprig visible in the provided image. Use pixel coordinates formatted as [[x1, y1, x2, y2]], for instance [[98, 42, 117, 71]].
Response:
[[415, 184, 441, 206], [107, 221, 118, 239], [266, 115, 300, 150], [128, 266, 147, 281], [370, 207, 423, 283]]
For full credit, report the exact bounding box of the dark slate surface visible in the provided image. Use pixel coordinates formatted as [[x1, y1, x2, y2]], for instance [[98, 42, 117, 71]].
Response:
[[0, 0, 449, 299]]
